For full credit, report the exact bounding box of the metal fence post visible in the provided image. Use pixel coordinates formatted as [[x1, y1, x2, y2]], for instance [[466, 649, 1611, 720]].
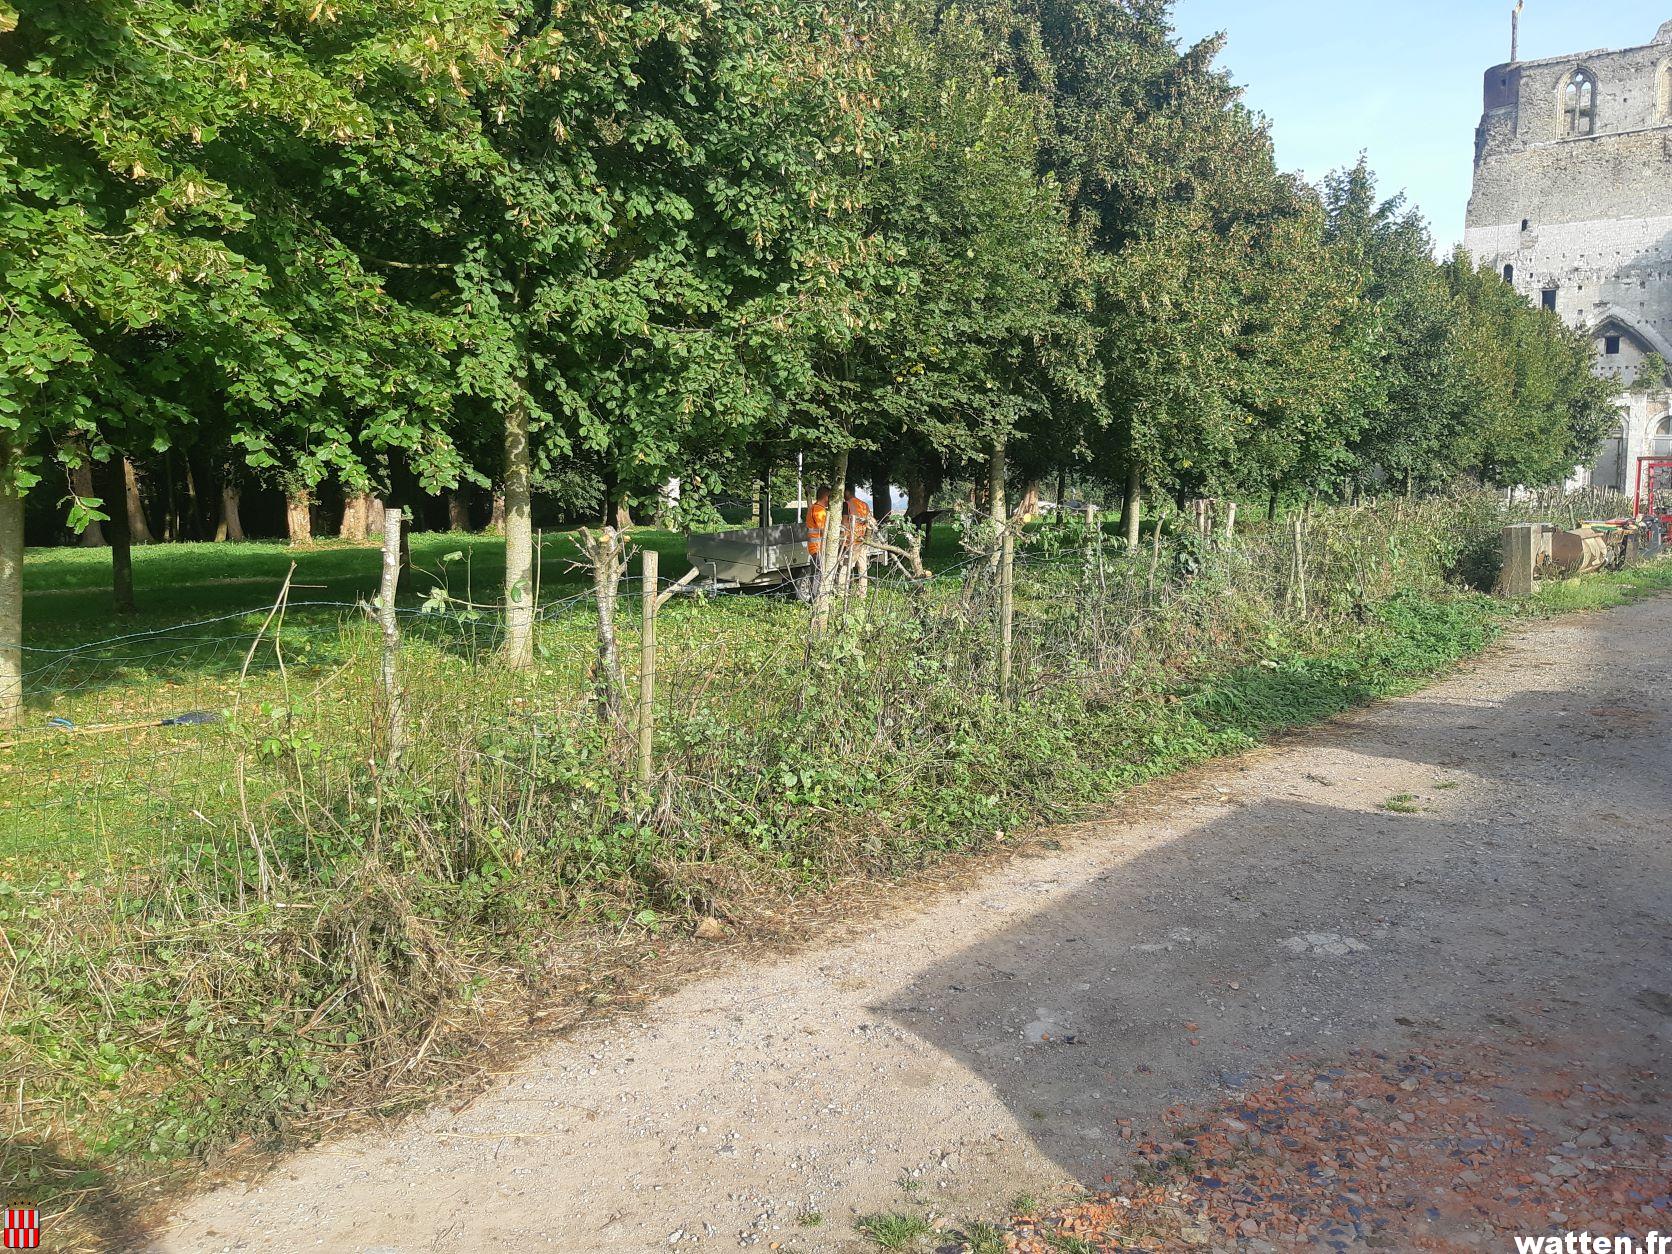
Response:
[[378, 506, 405, 764], [998, 527, 1015, 704], [638, 548, 658, 785]]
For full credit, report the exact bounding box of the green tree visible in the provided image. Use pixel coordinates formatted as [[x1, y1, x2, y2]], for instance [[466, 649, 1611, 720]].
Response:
[[991, 0, 1335, 538], [316, 0, 882, 665], [816, 0, 1086, 533], [1445, 253, 1617, 487], [0, 0, 467, 661], [1322, 160, 1471, 495]]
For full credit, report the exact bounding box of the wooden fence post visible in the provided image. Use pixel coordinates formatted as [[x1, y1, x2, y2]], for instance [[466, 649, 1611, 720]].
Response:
[[998, 526, 1015, 704], [1291, 514, 1309, 617], [638, 548, 657, 785], [378, 506, 406, 764], [1148, 511, 1167, 599]]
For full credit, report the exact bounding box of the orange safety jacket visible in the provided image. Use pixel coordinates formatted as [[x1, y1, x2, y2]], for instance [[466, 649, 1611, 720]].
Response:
[[805, 499, 831, 556], [841, 495, 871, 549]]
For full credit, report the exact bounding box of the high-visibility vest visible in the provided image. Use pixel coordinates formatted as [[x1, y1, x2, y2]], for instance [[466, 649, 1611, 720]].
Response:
[[842, 496, 871, 546], [805, 500, 830, 555]]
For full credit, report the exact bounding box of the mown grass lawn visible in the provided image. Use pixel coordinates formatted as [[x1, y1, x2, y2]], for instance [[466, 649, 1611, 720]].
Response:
[[21, 529, 680, 644]]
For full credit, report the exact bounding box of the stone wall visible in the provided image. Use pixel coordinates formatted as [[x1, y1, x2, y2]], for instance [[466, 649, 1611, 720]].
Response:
[[1464, 19, 1672, 491]]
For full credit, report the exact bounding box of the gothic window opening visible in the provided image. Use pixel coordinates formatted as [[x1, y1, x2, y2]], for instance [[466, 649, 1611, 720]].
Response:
[[1562, 69, 1597, 135], [1659, 62, 1672, 122], [1503, 264, 1515, 283]]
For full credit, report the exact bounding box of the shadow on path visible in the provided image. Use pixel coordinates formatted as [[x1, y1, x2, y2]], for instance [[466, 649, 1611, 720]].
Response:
[[880, 670, 1672, 1189]]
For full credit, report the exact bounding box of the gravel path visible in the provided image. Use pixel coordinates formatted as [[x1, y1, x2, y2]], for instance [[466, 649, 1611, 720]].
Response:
[[154, 598, 1672, 1253]]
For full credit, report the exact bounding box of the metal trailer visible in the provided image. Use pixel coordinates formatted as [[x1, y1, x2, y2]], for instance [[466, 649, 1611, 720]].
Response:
[[684, 523, 811, 590]]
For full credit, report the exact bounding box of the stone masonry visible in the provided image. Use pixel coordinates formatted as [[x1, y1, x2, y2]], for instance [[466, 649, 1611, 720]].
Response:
[[1464, 19, 1672, 493]]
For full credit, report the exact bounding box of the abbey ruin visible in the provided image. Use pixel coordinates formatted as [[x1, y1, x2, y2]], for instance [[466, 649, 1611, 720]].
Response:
[[1464, 18, 1672, 492]]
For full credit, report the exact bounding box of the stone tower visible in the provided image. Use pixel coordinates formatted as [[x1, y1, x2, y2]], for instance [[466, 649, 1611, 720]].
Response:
[[1464, 18, 1672, 492]]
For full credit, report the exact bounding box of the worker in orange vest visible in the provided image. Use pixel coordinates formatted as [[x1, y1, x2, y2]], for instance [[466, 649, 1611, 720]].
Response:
[[803, 484, 832, 598], [841, 487, 872, 575]]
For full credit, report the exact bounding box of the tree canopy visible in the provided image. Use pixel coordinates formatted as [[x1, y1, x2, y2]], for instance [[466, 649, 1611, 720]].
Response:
[[0, 0, 1625, 712]]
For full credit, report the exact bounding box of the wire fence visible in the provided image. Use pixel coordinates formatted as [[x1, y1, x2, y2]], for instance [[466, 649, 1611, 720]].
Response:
[[0, 488, 1644, 877]]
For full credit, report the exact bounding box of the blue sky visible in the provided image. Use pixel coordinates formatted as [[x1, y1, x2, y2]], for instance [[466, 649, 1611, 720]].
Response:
[[1170, 2, 1670, 249]]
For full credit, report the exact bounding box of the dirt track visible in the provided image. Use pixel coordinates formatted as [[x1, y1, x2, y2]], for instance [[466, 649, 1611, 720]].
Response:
[[153, 598, 1672, 1252]]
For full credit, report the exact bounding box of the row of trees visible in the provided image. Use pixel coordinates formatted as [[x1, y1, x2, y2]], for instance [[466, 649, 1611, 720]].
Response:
[[0, 0, 1618, 713]]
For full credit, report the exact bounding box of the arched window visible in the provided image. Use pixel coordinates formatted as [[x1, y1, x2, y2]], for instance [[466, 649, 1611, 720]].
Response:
[[1563, 68, 1598, 135], [1656, 416, 1672, 438], [1658, 62, 1671, 123], [1502, 264, 1515, 283]]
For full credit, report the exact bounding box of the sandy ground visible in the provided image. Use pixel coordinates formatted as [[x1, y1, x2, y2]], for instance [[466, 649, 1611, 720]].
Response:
[[152, 598, 1672, 1253]]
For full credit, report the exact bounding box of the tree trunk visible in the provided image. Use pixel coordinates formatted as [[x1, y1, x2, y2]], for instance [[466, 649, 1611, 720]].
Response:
[[124, 459, 153, 545], [906, 474, 929, 519], [872, 456, 893, 522], [987, 439, 1006, 529], [1267, 485, 1280, 522], [365, 497, 385, 539], [71, 459, 105, 547], [986, 438, 1007, 572], [0, 443, 23, 728], [487, 490, 506, 534], [614, 496, 635, 530], [502, 394, 535, 670], [339, 492, 366, 542], [1016, 479, 1041, 522], [97, 457, 136, 613], [1056, 466, 1068, 514], [161, 453, 178, 542], [285, 490, 313, 547], [447, 492, 471, 533], [182, 457, 203, 541], [580, 528, 627, 726], [218, 484, 246, 542], [1121, 460, 1142, 550]]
